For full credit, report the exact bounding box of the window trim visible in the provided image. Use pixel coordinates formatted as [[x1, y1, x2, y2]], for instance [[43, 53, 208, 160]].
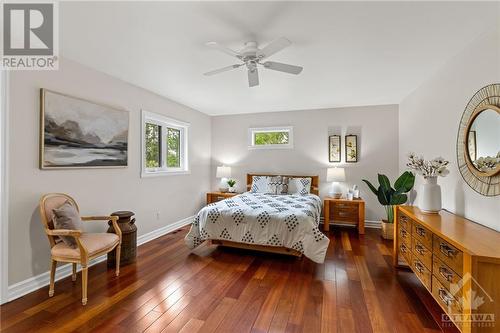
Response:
[[248, 126, 294, 150], [141, 110, 190, 177]]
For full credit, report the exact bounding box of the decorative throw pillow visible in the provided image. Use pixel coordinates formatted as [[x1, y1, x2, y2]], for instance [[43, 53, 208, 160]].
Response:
[[52, 201, 82, 248], [268, 176, 289, 195], [250, 176, 271, 193], [288, 177, 312, 195]]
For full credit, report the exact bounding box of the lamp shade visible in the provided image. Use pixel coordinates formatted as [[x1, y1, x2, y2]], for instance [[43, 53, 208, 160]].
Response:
[[327, 167, 345, 182], [216, 166, 231, 178]]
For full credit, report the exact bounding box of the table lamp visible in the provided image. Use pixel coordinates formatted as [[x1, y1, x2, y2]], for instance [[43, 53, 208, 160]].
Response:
[[327, 167, 345, 198], [216, 166, 231, 192]]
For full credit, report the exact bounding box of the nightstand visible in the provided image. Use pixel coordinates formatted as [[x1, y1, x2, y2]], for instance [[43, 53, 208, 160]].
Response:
[[206, 191, 239, 204], [323, 197, 365, 234]]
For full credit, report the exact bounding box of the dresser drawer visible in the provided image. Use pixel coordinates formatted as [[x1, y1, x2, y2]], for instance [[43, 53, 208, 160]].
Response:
[[412, 237, 432, 270], [433, 236, 463, 276], [412, 255, 431, 291], [399, 227, 411, 248], [432, 276, 463, 322], [412, 222, 432, 249], [399, 213, 412, 232], [399, 243, 411, 264], [432, 256, 463, 301]]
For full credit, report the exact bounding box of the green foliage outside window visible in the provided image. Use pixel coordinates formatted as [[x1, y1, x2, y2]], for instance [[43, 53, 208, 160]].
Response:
[[167, 128, 181, 168], [145, 123, 160, 168], [254, 131, 289, 145]]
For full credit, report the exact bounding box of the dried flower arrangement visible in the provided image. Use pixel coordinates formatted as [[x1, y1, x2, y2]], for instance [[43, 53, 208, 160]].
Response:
[[406, 153, 450, 179]]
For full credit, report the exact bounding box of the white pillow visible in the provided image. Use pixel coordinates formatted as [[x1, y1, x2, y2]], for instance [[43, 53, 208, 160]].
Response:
[[288, 177, 312, 195], [250, 176, 271, 193]]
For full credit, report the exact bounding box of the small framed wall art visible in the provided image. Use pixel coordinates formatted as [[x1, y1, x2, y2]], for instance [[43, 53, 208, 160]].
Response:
[[345, 134, 358, 162], [329, 135, 341, 162]]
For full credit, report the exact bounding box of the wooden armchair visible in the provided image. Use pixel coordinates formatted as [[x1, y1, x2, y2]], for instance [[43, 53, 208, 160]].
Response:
[[39, 193, 122, 305]]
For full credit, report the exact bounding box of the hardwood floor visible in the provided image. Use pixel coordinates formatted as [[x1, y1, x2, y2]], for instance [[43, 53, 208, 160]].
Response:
[[0, 226, 460, 333]]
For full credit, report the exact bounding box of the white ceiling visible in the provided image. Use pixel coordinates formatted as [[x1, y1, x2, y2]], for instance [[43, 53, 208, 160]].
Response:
[[60, 1, 499, 115]]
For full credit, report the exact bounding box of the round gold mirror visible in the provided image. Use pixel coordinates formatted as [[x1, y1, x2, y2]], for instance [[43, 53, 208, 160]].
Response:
[[457, 84, 500, 196], [465, 105, 500, 177]]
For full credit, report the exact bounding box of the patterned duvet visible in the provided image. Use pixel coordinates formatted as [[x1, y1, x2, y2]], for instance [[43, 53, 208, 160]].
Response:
[[185, 192, 330, 263]]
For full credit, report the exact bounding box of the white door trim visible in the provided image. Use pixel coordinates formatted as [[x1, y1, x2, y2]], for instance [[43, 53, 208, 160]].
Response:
[[0, 70, 10, 304]]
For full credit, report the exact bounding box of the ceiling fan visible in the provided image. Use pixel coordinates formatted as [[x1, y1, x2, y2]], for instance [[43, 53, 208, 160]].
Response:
[[203, 37, 303, 87]]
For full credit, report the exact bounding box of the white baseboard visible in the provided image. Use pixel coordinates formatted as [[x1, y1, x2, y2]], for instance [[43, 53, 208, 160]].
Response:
[[6, 216, 194, 303]]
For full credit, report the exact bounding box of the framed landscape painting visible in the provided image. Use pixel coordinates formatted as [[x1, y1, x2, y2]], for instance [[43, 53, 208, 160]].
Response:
[[329, 135, 341, 162], [345, 134, 358, 162], [40, 89, 129, 169]]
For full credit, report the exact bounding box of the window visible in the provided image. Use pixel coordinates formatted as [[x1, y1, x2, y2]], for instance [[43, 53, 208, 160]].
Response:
[[142, 110, 189, 176], [248, 126, 293, 149]]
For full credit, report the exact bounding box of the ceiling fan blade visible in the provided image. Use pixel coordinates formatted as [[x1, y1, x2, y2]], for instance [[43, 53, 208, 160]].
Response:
[[203, 64, 242, 76], [206, 41, 240, 58], [263, 61, 303, 75], [248, 68, 259, 87], [256, 37, 291, 59]]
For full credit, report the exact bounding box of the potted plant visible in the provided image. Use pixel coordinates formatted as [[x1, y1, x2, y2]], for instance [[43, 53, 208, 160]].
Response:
[[227, 179, 237, 193], [362, 171, 415, 239]]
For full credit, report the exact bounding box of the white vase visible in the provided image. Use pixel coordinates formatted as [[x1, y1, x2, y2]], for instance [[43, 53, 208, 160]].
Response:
[[419, 176, 441, 213]]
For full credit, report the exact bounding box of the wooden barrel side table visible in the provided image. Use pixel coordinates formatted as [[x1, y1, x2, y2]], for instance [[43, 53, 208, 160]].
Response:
[[107, 210, 137, 266]]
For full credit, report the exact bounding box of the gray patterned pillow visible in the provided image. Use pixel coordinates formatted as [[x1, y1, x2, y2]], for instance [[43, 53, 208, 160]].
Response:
[[52, 201, 82, 248], [268, 176, 289, 195]]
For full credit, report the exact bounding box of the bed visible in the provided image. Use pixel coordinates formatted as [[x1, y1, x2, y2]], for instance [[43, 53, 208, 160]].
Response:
[[185, 174, 330, 263]]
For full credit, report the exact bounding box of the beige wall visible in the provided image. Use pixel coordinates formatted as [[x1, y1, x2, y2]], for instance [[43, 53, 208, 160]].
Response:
[[211, 105, 400, 221], [399, 29, 500, 231], [8, 58, 211, 284]]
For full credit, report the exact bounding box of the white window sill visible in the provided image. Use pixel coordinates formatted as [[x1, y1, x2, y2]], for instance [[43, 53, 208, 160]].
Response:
[[248, 144, 294, 150], [141, 170, 191, 178]]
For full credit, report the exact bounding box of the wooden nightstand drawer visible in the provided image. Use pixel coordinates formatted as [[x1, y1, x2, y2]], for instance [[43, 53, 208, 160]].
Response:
[[206, 192, 239, 205], [412, 255, 432, 291], [412, 221, 432, 250], [433, 236, 463, 276], [323, 197, 365, 234], [411, 237, 432, 270]]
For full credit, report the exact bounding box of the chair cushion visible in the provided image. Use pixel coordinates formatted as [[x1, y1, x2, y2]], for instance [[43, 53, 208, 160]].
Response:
[[52, 201, 82, 248], [51, 233, 119, 260]]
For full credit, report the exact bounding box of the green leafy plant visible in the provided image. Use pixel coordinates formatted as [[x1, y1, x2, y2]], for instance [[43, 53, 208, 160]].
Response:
[[227, 179, 236, 187], [362, 171, 415, 223]]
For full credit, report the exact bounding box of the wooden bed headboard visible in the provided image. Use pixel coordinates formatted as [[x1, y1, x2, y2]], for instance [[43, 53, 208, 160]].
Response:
[[246, 174, 319, 195]]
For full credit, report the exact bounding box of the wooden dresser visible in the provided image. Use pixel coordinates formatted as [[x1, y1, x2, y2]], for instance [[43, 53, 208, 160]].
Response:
[[394, 206, 500, 333]]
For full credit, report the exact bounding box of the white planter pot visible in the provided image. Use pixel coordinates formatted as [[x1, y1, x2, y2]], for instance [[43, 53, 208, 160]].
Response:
[[228, 187, 236, 193], [419, 176, 441, 214]]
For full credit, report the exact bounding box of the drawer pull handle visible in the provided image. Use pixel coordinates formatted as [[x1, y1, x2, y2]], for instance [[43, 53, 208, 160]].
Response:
[[400, 244, 407, 253], [414, 261, 424, 274], [415, 226, 426, 237], [401, 216, 408, 222], [338, 212, 348, 217], [439, 243, 458, 258], [439, 266, 453, 282], [438, 288, 454, 307], [400, 229, 407, 238], [415, 244, 426, 255]]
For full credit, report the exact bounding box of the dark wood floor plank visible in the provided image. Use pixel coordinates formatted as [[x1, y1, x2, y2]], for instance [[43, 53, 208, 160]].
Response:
[[1, 226, 459, 333]]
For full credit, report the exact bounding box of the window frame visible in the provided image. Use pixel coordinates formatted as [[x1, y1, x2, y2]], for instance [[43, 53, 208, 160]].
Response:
[[248, 126, 294, 150], [141, 110, 190, 177]]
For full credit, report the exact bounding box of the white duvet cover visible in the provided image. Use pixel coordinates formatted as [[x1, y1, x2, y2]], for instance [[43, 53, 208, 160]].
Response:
[[185, 192, 329, 263]]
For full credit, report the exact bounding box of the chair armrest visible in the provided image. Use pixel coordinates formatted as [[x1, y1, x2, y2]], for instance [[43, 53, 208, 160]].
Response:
[[46, 229, 82, 237], [81, 215, 118, 222]]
